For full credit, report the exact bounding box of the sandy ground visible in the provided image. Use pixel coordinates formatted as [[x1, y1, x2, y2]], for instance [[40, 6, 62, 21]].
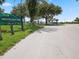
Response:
[[0, 24, 79, 59]]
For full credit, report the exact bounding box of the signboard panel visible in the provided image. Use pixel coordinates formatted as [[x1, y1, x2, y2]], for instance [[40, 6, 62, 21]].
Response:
[[0, 19, 21, 25], [0, 13, 21, 25]]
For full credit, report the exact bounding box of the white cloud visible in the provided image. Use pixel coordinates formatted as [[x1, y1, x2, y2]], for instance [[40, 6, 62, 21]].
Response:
[[2, 2, 12, 7]]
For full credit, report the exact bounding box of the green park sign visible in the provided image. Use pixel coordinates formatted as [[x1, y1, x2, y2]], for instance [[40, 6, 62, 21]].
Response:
[[0, 13, 21, 25]]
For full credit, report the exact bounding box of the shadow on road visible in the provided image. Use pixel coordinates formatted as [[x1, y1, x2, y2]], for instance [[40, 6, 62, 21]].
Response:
[[37, 27, 58, 33]]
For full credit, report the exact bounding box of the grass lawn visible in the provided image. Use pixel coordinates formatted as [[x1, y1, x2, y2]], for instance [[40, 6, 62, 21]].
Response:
[[0, 24, 42, 55]]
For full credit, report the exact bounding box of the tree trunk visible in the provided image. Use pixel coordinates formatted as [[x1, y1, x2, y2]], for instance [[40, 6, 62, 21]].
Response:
[[30, 18, 34, 24], [38, 19, 39, 24], [56, 20, 58, 25], [0, 31, 2, 40], [0, 26, 2, 40], [20, 16, 24, 31], [24, 18, 26, 24], [0, 18, 2, 40], [45, 16, 48, 25], [10, 22, 14, 35]]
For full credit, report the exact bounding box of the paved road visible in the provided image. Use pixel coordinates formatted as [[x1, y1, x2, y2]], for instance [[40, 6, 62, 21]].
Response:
[[0, 24, 79, 59]]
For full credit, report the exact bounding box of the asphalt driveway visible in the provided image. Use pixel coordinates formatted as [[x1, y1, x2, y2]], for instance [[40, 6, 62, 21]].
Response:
[[0, 24, 79, 59]]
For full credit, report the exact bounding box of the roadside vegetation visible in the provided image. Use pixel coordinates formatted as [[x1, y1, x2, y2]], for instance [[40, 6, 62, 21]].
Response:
[[0, 0, 62, 55], [0, 24, 42, 55], [74, 17, 79, 24], [0, 0, 78, 56]]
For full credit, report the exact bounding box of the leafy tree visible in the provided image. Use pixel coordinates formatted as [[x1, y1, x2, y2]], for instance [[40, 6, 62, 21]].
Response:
[[37, 2, 62, 24], [12, 0, 47, 24], [27, 0, 47, 23], [11, 3, 27, 31], [27, 0, 37, 23], [0, 7, 4, 13], [74, 17, 79, 23], [0, 0, 5, 5], [11, 4, 27, 17], [37, 2, 50, 24]]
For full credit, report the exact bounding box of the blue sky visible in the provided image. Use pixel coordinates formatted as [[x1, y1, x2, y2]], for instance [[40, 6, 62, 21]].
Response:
[[48, 0, 79, 22], [1, 0, 79, 22], [1, 0, 21, 13]]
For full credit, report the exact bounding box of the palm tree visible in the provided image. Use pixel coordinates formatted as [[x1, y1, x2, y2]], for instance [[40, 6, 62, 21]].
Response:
[[27, 0, 47, 23], [12, 0, 47, 24], [27, 0, 37, 23]]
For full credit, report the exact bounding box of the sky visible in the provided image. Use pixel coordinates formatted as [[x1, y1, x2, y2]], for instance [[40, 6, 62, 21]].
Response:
[[49, 0, 79, 22], [1, 0, 79, 22]]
